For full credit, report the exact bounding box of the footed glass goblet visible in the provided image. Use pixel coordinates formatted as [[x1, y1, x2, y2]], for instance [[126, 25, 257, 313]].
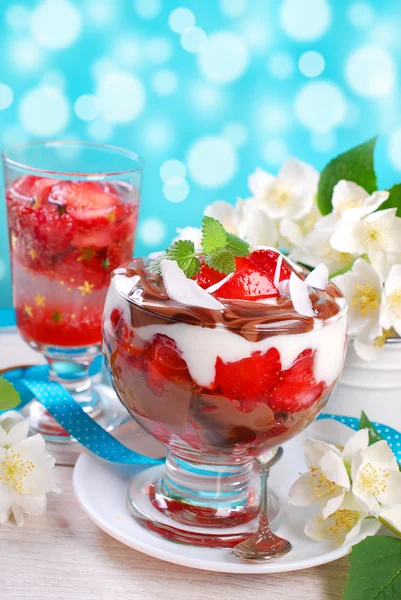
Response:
[[3, 141, 142, 441], [102, 257, 347, 547]]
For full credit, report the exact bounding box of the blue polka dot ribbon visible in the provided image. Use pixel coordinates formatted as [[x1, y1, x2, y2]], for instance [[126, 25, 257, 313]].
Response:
[[317, 413, 401, 463], [1, 365, 162, 466]]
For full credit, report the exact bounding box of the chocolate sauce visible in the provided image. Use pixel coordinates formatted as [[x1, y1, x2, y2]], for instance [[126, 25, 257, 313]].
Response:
[[112, 258, 343, 342]]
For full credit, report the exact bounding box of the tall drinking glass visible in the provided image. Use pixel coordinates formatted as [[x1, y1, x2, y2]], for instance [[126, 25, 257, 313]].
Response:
[[3, 141, 142, 441]]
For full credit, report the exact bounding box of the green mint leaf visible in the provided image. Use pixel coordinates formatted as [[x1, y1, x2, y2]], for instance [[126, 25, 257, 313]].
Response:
[[147, 253, 167, 275], [165, 240, 201, 278], [225, 233, 249, 257], [329, 259, 357, 279], [0, 378, 21, 411], [201, 216, 227, 255], [378, 183, 401, 216], [358, 410, 384, 445], [205, 249, 236, 275], [343, 536, 401, 600], [317, 137, 378, 216]]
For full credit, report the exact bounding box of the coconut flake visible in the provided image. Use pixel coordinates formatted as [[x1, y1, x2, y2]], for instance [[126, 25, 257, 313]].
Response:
[[273, 254, 283, 289], [206, 272, 234, 294], [305, 263, 329, 290], [161, 260, 224, 310], [277, 279, 290, 296], [289, 272, 315, 317]]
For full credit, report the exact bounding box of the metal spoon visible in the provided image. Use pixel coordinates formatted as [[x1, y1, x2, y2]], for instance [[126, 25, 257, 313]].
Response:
[[233, 447, 292, 561]]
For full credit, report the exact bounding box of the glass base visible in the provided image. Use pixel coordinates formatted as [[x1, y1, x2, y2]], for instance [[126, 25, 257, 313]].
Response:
[[126, 461, 281, 548]]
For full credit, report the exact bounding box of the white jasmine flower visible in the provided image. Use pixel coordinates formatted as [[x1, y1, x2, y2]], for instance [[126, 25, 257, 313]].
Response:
[[380, 264, 401, 336], [304, 491, 381, 546], [204, 199, 244, 234], [0, 430, 59, 526], [0, 411, 28, 448], [332, 258, 383, 361], [351, 440, 401, 513], [240, 201, 279, 247], [172, 226, 202, 251], [377, 504, 401, 535], [279, 201, 321, 251], [248, 158, 319, 221], [289, 430, 368, 518], [330, 208, 401, 280]]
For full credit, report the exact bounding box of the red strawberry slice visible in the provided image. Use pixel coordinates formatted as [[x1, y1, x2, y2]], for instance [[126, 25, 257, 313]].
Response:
[[49, 181, 118, 214], [9, 175, 57, 205], [146, 334, 191, 384], [249, 249, 293, 282], [266, 349, 325, 413], [216, 260, 279, 300], [196, 263, 225, 289], [214, 348, 281, 411]]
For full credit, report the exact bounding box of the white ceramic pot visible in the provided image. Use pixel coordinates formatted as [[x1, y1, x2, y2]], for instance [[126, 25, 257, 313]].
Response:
[[326, 339, 401, 432]]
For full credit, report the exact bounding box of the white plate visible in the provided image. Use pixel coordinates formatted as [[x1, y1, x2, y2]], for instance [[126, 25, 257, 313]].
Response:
[[73, 419, 363, 574]]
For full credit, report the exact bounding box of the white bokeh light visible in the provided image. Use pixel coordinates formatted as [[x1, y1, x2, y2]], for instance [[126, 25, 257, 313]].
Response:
[[19, 85, 70, 137], [258, 104, 289, 132], [280, 0, 331, 41], [311, 131, 337, 152], [31, 0, 81, 50], [295, 81, 347, 133], [113, 36, 141, 66], [134, 0, 161, 20], [373, 23, 398, 46], [160, 159, 187, 182], [40, 70, 66, 89], [187, 136, 237, 188], [181, 27, 207, 53], [299, 51, 325, 78], [222, 122, 248, 148], [267, 52, 294, 79], [142, 119, 173, 150], [220, 0, 247, 17], [74, 94, 100, 121], [263, 139, 289, 166], [145, 38, 173, 63], [151, 70, 178, 96], [96, 71, 146, 123], [345, 45, 395, 98], [347, 2, 375, 28], [388, 128, 401, 171], [163, 177, 190, 203], [10, 39, 44, 72], [0, 85, 14, 110], [190, 82, 225, 113], [169, 7, 195, 34], [91, 58, 117, 80], [86, 1, 116, 26], [86, 119, 114, 142], [5, 4, 31, 31], [198, 32, 248, 84], [241, 21, 270, 52], [139, 218, 167, 246]]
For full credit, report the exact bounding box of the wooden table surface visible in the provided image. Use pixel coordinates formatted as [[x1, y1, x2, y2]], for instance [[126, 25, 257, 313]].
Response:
[[0, 331, 349, 600]]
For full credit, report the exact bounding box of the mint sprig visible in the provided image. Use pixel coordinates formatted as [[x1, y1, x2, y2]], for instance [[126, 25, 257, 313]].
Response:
[[148, 216, 249, 277]]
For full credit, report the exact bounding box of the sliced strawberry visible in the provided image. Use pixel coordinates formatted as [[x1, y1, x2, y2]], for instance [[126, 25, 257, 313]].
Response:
[[266, 350, 325, 413], [249, 249, 293, 282], [9, 175, 57, 205], [214, 348, 281, 410], [48, 181, 118, 213], [216, 261, 279, 300], [196, 263, 225, 289], [146, 334, 191, 384]]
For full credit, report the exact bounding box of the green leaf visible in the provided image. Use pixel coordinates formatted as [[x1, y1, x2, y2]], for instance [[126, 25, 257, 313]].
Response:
[[358, 410, 384, 445], [165, 240, 201, 278], [201, 216, 227, 254], [329, 259, 357, 280], [0, 378, 21, 411], [205, 249, 236, 275], [317, 137, 378, 216], [225, 233, 249, 257], [343, 536, 401, 600], [379, 183, 401, 216]]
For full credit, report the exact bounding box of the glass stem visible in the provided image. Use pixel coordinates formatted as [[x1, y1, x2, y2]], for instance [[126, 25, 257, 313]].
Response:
[[259, 468, 270, 518], [45, 355, 101, 413]]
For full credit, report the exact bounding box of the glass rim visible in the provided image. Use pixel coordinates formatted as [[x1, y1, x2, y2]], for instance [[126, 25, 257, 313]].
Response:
[[110, 258, 348, 330], [2, 140, 143, 177]]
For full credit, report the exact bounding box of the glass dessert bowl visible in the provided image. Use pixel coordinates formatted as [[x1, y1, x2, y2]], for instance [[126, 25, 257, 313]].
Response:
[[102, 249, 347, 546], [4, 141, 142, 440]]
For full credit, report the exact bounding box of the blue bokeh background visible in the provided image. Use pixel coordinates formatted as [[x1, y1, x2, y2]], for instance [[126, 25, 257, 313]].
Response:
[[1, 0, 401, 308]]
